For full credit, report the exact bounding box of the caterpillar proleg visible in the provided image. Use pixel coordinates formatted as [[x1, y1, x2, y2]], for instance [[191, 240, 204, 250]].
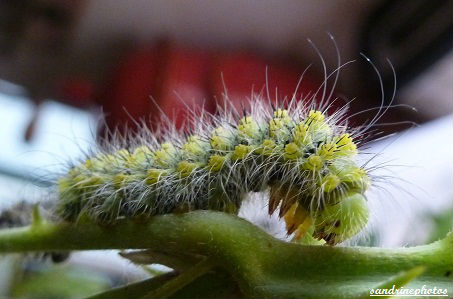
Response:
[[56, 39, 392, 246]]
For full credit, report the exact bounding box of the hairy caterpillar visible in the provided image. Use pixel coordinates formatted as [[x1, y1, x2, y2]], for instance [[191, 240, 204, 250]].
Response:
[[56, 41, 390, 246], [57, 99, 374, 245]]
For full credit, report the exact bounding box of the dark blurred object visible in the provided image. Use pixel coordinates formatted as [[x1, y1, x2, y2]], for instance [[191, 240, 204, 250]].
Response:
[[361, 0, 453, 102], [0, 201, 34, 229], [0, 0, 86, 143], [0, 0, 76, 55], [0, 0, 86, 93]]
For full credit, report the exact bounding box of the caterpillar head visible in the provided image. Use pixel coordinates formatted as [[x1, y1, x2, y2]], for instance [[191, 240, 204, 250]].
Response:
[[313, 193, 369, 245]]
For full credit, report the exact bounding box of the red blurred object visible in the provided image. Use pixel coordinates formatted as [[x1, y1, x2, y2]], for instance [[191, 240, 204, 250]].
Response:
[[156, 43, 214, 129], [210, 52, 320, 112], [95, 41, 321, 135], [97, 45, 162, 134], [58, 77, 94, 108]]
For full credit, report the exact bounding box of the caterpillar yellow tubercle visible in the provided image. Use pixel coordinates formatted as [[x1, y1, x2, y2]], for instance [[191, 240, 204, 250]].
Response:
[[56, 90, 373, 245]]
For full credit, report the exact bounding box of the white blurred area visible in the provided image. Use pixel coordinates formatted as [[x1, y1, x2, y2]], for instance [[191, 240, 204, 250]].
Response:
[[365, 114, 453, 247], [0, 90, 96, 207]]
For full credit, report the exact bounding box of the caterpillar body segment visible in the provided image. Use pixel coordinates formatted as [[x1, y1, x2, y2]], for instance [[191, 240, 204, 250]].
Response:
[[57, 99, 370, 245]]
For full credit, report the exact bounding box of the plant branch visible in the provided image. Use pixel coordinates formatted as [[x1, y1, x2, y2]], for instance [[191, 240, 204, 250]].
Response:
[[0, 211, 451, 298]]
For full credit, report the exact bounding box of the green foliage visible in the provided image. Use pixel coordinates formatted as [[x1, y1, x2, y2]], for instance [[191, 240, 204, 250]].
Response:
[[10, 266, 109, 299], [424, 207, 453, 244]]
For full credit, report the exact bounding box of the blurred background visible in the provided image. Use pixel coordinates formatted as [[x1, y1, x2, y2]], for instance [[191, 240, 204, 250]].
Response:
[[0, 0, 452, 298]]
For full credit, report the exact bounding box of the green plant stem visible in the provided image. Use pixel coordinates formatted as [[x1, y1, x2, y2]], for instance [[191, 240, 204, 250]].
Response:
[[0, 211, 451, 298]]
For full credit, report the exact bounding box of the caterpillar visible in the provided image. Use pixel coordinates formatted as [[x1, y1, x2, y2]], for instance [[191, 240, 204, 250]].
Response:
[[56, 41, 389, 246], [57, 96, 374, 245]]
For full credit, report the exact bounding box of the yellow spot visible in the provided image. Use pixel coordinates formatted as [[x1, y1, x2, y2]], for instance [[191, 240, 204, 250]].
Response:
[[84, 156, 109, 171], [125, 155, 137, 168], [153, 143, 176, 167], [343, 167, 370, 191], [269, 118, 292, 141], [177, 161, 198, 177], [274, 109, 292, 125], [232, 144, 253, 160], [208, 155, 226, 172], [269, 118, 283, 137], [256, 139, 277, 156], [74, 175, 103, 189], [317, 143, 337, 160], [274, 109, 288, 118], [320, 174, 341, 192], [269, 110, 293, 141], [305, 110, 332, 140], [303, 155, 323, 171], [134, 145, 152, 156], [292, 123, 310, 146], [131, 146, 152, 165], [307, 110, 325, 122], [210, 127, 231, 151], [146, 169, 168, 185], [329, 161, 370, 192], [126, 148, 152, 167], [273, 109, 292, 124], [284, 142, 301, 160], [238, 116, 259, 139], [113, 173, 128, 189], [182, 135, 205, 158], [334, 134, 357, 156]]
